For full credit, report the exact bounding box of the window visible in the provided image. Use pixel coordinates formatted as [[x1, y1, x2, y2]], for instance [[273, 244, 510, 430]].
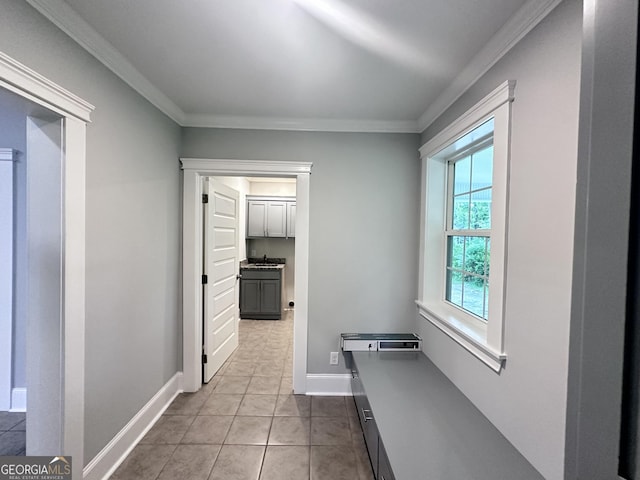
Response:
[[445, 120, 493, 321], [417, 81, 514, 372]]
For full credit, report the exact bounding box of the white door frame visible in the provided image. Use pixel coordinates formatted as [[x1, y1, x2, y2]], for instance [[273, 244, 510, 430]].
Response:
[[0, 51, 93, 471], [181, 158, 312, 394], [0, 148, 15, 411]]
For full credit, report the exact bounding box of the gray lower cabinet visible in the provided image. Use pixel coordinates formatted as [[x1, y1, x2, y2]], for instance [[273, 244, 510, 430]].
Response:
[[351, 362, 387, 480], [378, 441, 395, 480], [348, 351, 545, 480], [240, 269, 282, 319]]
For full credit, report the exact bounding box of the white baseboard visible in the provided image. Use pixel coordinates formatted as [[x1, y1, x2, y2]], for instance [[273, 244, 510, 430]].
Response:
[[83, 372, 183, 480], [10, 387, 27, 412], [305, 374, 352, 396]]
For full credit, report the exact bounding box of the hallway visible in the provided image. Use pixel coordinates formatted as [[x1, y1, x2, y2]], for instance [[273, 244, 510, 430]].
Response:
[[110, 314, 373, 479]]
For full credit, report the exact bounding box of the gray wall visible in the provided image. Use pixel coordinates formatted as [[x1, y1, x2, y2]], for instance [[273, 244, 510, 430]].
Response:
[[566, 0, 638, 478], [0, 0, 182, 465], [418, 1, 581, 479], [0, 89, 27, 391], [182, 128, 421, 373]]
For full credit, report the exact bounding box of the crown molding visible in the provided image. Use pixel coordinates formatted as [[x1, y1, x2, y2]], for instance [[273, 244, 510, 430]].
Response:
[[25, 0, 560, 134], [24, 0, 417, 133], [417, 0, 563, 132], [25, 0, 185, 124], [183, 113, 420, 134]]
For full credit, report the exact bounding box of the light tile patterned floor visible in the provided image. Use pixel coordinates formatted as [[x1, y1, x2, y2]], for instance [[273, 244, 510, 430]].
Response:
[[110, 313, 374, 480]]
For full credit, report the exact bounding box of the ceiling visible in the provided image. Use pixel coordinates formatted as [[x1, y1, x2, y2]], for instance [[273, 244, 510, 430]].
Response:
[[29, 0, 559, 132]]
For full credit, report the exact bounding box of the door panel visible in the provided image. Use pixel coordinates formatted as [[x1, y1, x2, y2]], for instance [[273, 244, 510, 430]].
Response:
[[203, 179, 240, 383], [240, 279, 260, 315], [260, 279, 281, 314], [211, 315, 235, 351], [213, 289, 235, 318]]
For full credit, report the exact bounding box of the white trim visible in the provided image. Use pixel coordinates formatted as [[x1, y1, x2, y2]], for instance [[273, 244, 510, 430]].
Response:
[[183, 114, 419, 134], [0, 149, 15, 412], [0, 52, 94, 122], [418, 81, 513, 373], [292, 173, 310, 395], [0, 51, 91, 473], [83, 373, 183, 480], [23, 0, 184, 124], [181, 158, 312, 176], [10, 388, 27, 412], [417, 302, 504, 372], [0, 148, 15, 161], [305, 374, 353, 396], [180, 159, 312, 394], [419, 81, 515, 157], [417, 0, 562, 131], [62, 117, 88, 466]]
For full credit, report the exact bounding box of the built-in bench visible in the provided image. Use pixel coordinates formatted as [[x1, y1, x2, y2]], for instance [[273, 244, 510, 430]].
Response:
[[346, 351, 545, 480]]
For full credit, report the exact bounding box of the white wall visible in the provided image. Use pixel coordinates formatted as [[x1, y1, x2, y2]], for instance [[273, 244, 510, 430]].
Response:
[[0, 89, 28, 397], [0, 0, 182, 465], [181, 128, 421, 374], [250, 180, 296, 197], [417, 1, 581, 479]]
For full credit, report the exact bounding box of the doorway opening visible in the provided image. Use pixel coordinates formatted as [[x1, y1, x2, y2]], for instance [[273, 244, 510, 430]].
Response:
[[204, 176, 297, 383], [181, 159, 312, 395], [1, 87, 66, 456], [0, 52, 93, 463]]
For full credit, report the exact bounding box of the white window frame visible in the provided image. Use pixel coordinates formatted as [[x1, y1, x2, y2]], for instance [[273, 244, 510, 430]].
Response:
[[417, 81, 514, 372]]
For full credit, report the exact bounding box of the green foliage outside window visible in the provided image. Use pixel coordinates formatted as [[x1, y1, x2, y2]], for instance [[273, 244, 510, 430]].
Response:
[[449, 199, 491, 286]]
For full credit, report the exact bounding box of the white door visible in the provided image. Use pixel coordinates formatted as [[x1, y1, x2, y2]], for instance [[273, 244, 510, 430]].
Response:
[[203, 179, 240, 383]]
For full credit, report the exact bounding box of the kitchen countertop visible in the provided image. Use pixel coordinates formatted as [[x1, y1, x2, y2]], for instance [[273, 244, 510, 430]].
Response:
[[240, 260, 285, 270], [351, 351, 544, 480]]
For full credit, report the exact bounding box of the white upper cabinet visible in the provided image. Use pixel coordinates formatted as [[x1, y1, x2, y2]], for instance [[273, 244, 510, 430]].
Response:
[[287, 202, 296, 238], [266, 201, 287, 237], [247, 196, 295, 238], [247, 201, 267, 237]]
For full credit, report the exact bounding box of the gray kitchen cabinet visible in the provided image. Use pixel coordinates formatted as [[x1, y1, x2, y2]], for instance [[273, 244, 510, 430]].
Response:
[[246, 196, 295, 238], [351, 363, 380, 478], [239, 268, 282, 319], [378, 441, 395, 480]]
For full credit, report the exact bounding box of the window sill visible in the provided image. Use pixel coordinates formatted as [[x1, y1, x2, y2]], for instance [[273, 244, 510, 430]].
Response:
[[415, 300, 506, 372]]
